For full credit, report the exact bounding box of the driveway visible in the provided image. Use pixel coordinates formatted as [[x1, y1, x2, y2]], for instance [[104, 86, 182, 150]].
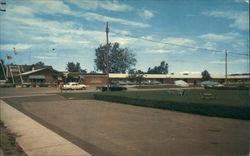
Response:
[[1, 94, 249, 156]]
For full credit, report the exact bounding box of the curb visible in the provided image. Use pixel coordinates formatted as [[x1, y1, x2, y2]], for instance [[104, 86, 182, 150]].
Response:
[[0, 100, 91, 156]]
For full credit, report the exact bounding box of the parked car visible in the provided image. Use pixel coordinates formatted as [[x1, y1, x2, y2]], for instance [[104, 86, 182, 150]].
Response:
[[96, 85, 127, 92], [125, 80, 135, 85], [63, 82, 86, 90]]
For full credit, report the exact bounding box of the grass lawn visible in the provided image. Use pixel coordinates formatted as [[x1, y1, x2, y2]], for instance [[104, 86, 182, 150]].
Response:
[[60, 92, 95, 100], [60, 89, 249, 120], [136, 84, 183, 89], [97, 89, 249, 107], [0, 121, 27, 156]]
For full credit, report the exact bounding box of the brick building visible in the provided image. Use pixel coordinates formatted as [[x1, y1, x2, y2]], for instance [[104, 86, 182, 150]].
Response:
[[18, 67, 62, 87], [63, 72, 108, 86]]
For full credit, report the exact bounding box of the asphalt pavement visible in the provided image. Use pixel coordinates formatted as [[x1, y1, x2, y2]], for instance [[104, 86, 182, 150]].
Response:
[[0, 88, 249, 156]]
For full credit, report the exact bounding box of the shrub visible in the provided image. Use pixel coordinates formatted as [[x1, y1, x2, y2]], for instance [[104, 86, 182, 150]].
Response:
[[94, 94, 249, 120]]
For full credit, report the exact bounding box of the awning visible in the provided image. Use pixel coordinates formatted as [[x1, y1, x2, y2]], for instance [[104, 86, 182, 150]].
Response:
[[29, 75, 45, 79]]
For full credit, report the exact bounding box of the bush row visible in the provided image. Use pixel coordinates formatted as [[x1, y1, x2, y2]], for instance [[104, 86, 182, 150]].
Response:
[[93, 94, 249, 120], [205, 86, 249, 90]]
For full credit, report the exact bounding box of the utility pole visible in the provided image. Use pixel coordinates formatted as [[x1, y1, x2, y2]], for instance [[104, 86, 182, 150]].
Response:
[[106, 22, 110, 91], [225, 50, 228, 86]]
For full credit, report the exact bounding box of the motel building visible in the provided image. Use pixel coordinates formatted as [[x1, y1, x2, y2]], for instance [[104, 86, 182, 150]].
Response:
[[62, 73, 250, 86], [4, 65, 250, 87], [108, 73, 250, 85], [63, 72, 108, 86], [6, 65, 62, 87]]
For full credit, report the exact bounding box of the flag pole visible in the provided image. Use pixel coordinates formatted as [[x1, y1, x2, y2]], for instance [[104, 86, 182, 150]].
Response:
[[13, 48, 23, 85], [7, 55, 15, 85]]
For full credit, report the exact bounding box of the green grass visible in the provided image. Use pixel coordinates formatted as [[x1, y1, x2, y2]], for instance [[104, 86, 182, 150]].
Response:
[[59, 89, 249, 120], [136, 84, 182, 89], [97, 89, 248, 107], [60, 92, 95, 100], [0, 121, 27, 156]]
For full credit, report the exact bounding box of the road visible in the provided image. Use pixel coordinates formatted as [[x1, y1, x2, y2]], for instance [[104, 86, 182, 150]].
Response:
[[0, 88, 249, 156]]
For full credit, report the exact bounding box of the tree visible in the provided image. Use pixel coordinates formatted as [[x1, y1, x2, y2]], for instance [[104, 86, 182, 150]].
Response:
[[147, 61, 168, 74], [128, 69, 145, 85], [89, 71, 97, 74], [66, 62, 86, 73], [201, 70, 211, 81], [34, 61, 45, 66], [94, 42, 137, 73]]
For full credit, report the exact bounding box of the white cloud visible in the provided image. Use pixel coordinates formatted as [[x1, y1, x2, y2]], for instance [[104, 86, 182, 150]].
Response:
[[203, 10, 249, 30], [28, 0, 72, 15], [203, 42, 217, 49], [98, 0, 133, 11], [199, 32, 240, 41], [112, 28, 131, 35], [232, 41, 249, 52], [138, 9, 154, 19], [110, 35, 198, 54], [141, 36, 154, 40], [161, 37, 197, 45], [179, 71, 201, 75], [81, 12, 150, 28], [33, 56, 56, 60], [6, 0, 72, 17], [210, 59, 249, 64], [69, 0, 132, 12], [234, 0, 249, 3], [5, 0, 147, 29], [209, 61, 225, 64], [33, 36, 90, 45], [111, 36, 136, 46], [8, 6, 35, 16], [0, 44, 32, 51], [69, 0, 98, 10], [145, 49, 172, 53]]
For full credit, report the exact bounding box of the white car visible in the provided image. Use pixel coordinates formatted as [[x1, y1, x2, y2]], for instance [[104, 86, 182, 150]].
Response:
[[63, 82, 86, 90]]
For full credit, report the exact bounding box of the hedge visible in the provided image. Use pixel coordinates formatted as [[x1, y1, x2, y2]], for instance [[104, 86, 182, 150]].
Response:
[[206, 86, 249, 90], [94, 94, 249, 120]]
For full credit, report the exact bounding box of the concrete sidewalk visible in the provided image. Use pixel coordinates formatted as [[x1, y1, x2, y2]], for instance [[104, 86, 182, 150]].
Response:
[[0, 100, 91, 156]]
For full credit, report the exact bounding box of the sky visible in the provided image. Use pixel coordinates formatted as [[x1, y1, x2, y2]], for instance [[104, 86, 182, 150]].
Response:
[[0, 0, 249, 75]]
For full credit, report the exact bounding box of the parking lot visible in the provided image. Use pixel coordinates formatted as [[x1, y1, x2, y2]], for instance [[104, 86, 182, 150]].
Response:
[[0, 88, 249, 156]]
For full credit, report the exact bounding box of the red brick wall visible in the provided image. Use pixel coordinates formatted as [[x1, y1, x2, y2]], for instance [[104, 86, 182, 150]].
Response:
[[83, 76, 108, 85], [22, 70, 60, 86]]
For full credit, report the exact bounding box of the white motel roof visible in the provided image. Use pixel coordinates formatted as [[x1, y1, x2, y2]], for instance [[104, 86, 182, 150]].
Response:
[[20, 68, 46, 76], [109, 73, 250, 79]]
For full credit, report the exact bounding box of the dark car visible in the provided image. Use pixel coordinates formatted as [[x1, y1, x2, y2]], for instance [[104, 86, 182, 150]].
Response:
[[97, 85, 127, 92]]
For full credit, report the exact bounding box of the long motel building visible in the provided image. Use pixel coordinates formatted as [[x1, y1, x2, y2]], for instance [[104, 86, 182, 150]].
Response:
[[3, 65, 250, 86]]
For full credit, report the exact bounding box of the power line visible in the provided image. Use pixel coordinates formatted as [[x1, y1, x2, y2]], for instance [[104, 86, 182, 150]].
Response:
[[113, 33, 248, 56]]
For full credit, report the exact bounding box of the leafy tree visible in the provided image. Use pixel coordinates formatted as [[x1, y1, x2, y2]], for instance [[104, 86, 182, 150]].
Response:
[[34, 61, 45, 66], [128, 69, 144, 84], [201, 70, 211, 81], [147, 61, 168, 74], [66, 62, 86, 73], [89, 71, 97, 74], [94, 42, 137, 73]]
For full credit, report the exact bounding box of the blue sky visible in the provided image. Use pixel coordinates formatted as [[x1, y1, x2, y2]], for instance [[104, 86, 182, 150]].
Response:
[[0, 0, 249, 75]]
